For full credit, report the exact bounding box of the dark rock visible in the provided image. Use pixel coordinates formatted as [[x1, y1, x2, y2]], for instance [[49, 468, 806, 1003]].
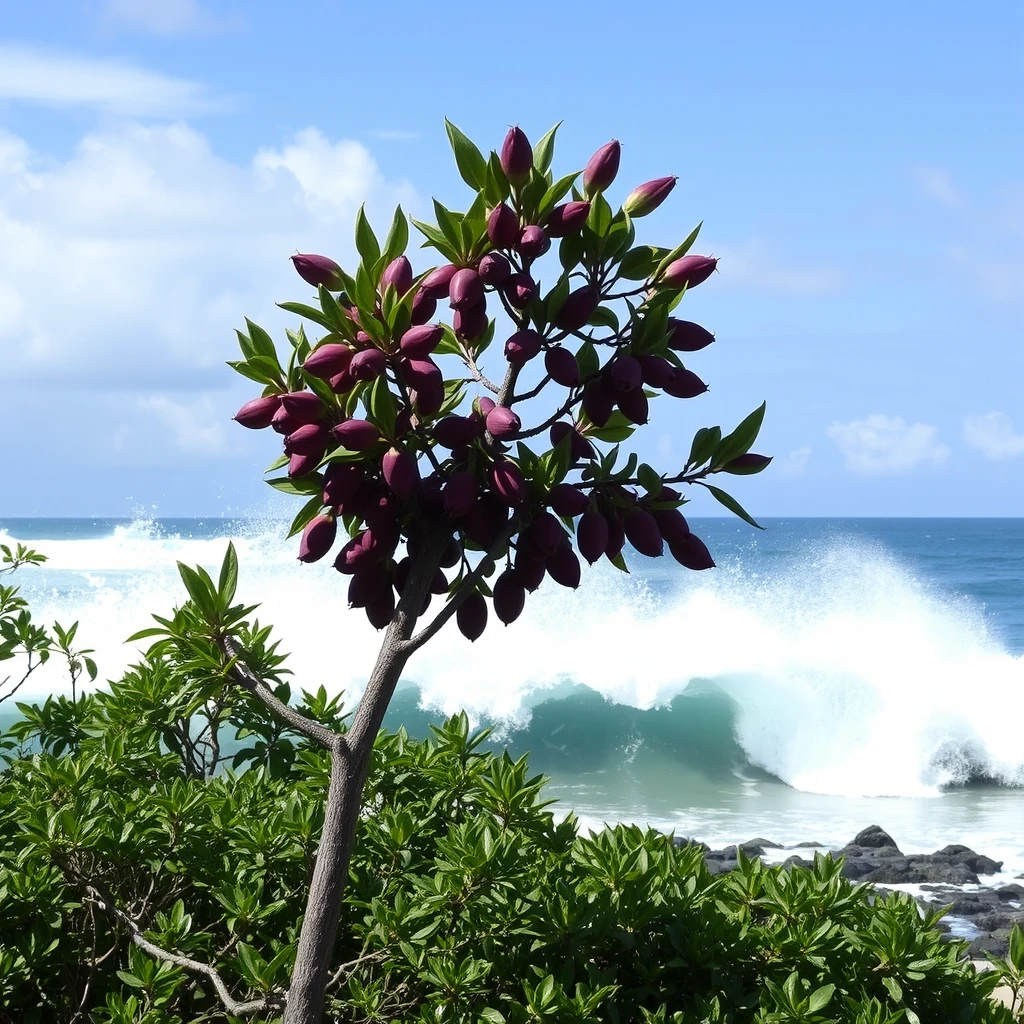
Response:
[[744, 837, 782, 850], [839, 858, 877, 881], [782, 855, 814, 871], [794, 841, 825, 848], [948, 896, 993, 917], [969, 934, 1010, 958], [996, 884, 1024, 901], [851, 825, 901, 850], [932, 844, 1003, 875], [975, 912, 1021, 933], [706, 859, 737, 876]]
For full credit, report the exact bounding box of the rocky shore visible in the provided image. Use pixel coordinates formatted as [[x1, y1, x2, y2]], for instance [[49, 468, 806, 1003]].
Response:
[[677, 825, 1024, 958]]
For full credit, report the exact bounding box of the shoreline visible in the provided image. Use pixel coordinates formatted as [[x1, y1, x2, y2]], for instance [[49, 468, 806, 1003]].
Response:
[[678, 824, 1024, 959]]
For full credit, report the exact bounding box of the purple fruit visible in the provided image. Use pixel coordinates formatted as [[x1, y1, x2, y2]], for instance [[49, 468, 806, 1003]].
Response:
[[420, 263, 459, 299], [577, 510, 609, 564], [285, 422, 330, 456], [609, 355, 642, 393], [281, 391, 325, 424], [453, 303, 489, 342], [490, 459, 527, 507], [528, 511, 563, 556], [493, 570, 526, 625], [503, 273, 536, 310], [334, 525, 397, 574], [399, 357, 442, 392], [545, 544, 581, 589], [478, 252, 511, 285], [475, 396, 496, 417], [667, 318, 715, 352], [485, 406, 521, 439], [350, 348, 387, 382], [443, 471, 478, 518], [234, 395, 281, 429], [555, 286, 599, 332], [654, 508, 690, 546], [303, 344, 352, 381], [331, 419, 381, 450], [449, 268, 484, 310], [545, 201, 590, 238], [549, 422, 595, 462], [514, 550, 546, 592], [365, 587, 396, 630], [605, 514, 626, 560], [290, 253, 343, 290], [328, 367, 356, 394], [322, 462, 364, 507], [623, 176, 677, 218], [456, 590, 488, 641], [271, 406, 304, 435], [380, 255, 413, 296], [410, 288, 437, 326], [298, 514, 337, 563], [517, 225, 550, 259], [500, 127, 533, 185], [504, 329, 542, 366], [434, 416, 483, 448], [440, 536, 462, 568], [411, 384, 444, 418], [430, 568, 449, 595], [637, 354, 675, 388], [364, 488, 400, 526], [617, 387, 649, 425], [624, 508, 663, 557], [487, 203, 520, 248], [382, 448, 419, 497], [548, 482, 590, 518], [399, 324, 444, 359], [664, 369, 708, 399], [660, 255, 718, 291], [288, 451, 321, 478], [463, 493, 509, 548], [583, 140, 620, 195], [544, 346, 581, 387], [348, 564, 391, 608], [723, 453, 772, 474], [670, 533, 715, 570], [582, 377, 615, 427]]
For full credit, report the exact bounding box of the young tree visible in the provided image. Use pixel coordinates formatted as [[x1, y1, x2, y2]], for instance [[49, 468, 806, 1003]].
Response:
[[152, 122, 770, 1023]]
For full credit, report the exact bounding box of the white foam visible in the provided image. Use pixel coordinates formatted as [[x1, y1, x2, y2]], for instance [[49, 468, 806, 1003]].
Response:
[[4, 520, 1024, 800]]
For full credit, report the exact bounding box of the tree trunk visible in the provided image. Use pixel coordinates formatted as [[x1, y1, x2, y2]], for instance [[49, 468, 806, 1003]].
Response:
[[282, 533, 445, 1024]]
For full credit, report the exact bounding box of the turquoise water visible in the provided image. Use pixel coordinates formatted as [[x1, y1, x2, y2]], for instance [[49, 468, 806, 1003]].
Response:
[[3, 516, 1023, 872]]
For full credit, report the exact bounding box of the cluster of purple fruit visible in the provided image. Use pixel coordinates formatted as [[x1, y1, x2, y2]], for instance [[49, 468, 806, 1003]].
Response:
[[230, 123, 743, 640]]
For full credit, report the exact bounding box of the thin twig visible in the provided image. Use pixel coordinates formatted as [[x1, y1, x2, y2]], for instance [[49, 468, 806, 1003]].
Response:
[[83, 885, 278, 1017], [461, 348, 500, 394], [222, 638, 341, 752]]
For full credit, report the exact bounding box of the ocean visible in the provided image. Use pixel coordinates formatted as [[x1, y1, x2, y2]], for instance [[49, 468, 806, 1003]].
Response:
[[3, 516, 1023, 879]]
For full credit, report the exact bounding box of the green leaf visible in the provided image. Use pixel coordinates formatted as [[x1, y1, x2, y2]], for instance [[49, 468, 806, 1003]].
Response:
[[227, 360, 278, 387], [245, 318, 277, 360], [711, 402, 766, 468], [654, 221, 703, 281], [543, 274, 571, 325], [558, 232, 585, 273], [381, 205, 409, 267], [687, 426, 721, 469], [588, 306, 619, 332], [533, 121, 561, 175], [637, 463, 661, 496], [445, 119, 487, 191], [701, 483, 763, 529], [587, 193, 613, 237], [277, 301, 336, 333], [575, 341, 599, 379], [432, 200, 464, 255], [354, 205, 380, 266], [1010, 923, 1024, 971], [366, 376, 398, 435], [882, 976, 903, 1003], [485, 151, 511, 205], [412, 218, 460, 264], [537, 170, 580, 222], [234, 328, 256, 360], [287, 496, 325, 539], [217, 543, 238, 607], [609, 551, 629, 573], [618, 245, 668, 281], [266, 474, 323, 496], [807, 984, 834, 1013]]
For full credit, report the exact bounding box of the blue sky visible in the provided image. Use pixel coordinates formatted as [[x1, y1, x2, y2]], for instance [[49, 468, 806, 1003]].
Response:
[[1, 0, 1021, 517]]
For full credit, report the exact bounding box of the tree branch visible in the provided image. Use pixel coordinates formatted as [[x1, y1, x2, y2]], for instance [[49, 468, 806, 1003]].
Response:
[[221, 638, 341, 752], [400, 522, 519, 656], [83, 884, 278, 1017], [460, 348, 500, 394]]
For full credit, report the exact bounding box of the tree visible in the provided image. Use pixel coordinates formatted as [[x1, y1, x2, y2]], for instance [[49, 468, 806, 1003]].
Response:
[[137, 122, 772, 1023]]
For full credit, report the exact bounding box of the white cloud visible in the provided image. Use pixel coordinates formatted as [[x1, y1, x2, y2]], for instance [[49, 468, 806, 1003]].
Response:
[[136, 394, 227, 453], [912, 165, 963, 208], [713, 237, 843, 296], [103, 0, 244, 35], [778, 446, 812, 478], [0, 123, 416, 387], [963, 412, 1024, 461], [0, 44, 222, 117], [827, 415, 949, 476]]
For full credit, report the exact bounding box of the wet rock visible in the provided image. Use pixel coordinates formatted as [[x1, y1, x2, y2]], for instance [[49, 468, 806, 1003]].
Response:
[[932, 844, 1003, 875], [851, 825, 901, 850]]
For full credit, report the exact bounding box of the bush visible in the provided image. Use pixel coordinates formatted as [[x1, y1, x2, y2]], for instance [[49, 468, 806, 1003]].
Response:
[[1, 597, 1020, 1023]]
